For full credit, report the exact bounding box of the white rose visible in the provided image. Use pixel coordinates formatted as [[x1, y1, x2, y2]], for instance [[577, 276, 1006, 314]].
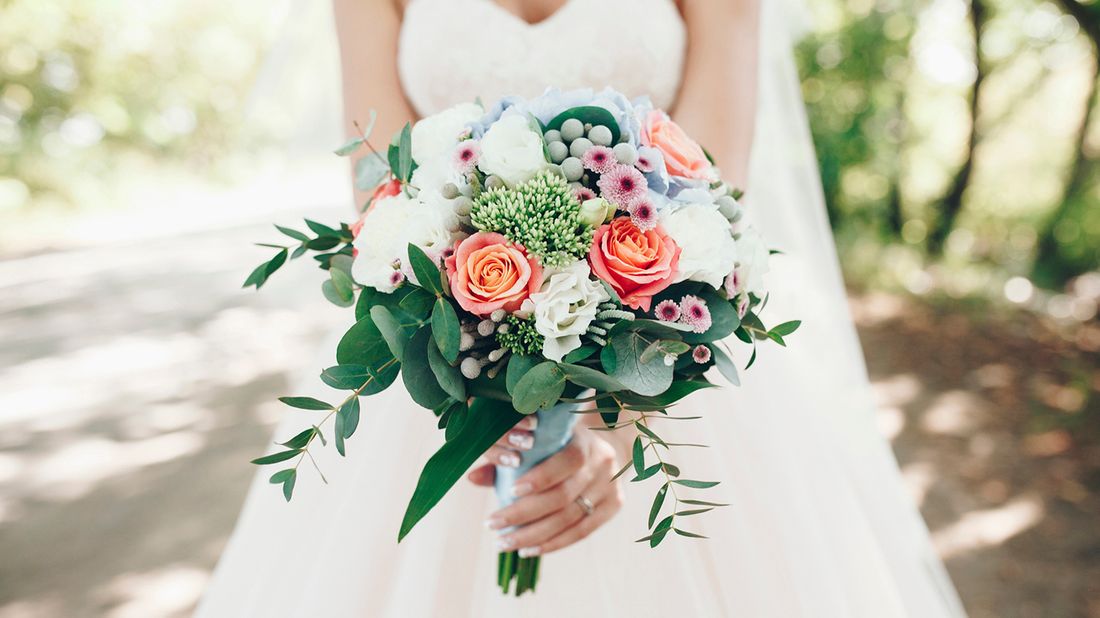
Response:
[[410, 102, 482, 165], [529, 261, 610, 362], [731, 225, 770, 296], [477, 114, 548, 186], [351, 192, 461, 292], [661, 204, 738, 289]]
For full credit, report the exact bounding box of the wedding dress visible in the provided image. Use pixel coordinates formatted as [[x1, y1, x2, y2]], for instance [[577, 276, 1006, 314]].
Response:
[[197, 0, 967, 615]]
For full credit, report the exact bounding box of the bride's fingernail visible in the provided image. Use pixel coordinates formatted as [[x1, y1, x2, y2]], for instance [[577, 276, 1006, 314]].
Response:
[[497, 537, 515, 551], [485, 517, 505, 530], [508, 433, 534, 450], [518, 546, 540, 558], [512, 482, 533, 497], [500, 453, 520, 468]]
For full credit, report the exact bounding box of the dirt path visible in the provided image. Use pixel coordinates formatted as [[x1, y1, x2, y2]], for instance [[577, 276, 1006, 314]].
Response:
[[0, 222, 1095, 617]]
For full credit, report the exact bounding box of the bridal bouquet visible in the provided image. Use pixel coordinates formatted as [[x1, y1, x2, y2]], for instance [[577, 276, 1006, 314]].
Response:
[[245, 88, 798, 595]]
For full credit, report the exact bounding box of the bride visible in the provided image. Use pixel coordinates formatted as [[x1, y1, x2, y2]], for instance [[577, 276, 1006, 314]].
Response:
[[198, 0, 967, 616]]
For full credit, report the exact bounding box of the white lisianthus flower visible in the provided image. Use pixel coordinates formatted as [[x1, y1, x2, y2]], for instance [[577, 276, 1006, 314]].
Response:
[[410, 102, 483, 165], [477, 114, 548, 186], [351, 192, 461, 293], [660, 204, 738, 289], [578, 197, 614, 227], [529, 261, 610, 362], [728, 225, 770, 296]]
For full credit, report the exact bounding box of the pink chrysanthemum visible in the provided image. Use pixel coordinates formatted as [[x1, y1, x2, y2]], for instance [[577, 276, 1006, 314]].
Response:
[[679, 295, 712, 333], [635, 152, 657, 174], [692, 345, 712, 364], [389, 269, 406, 287], [582, 145, 617, 174], [627, 197, 658, 231], [723, 271, 739, 297], [573, 186, 597, 202], [452, 141, 480, 173], [597, 164, 648, 206], [654, 299, 681, 322]]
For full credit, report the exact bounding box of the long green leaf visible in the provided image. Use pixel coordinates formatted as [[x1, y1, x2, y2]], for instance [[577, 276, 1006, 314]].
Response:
[[432, 297, 461, 363], [398, 398, 524, 541], [407, 244, 444, 295], [278, 396, 333, 411]]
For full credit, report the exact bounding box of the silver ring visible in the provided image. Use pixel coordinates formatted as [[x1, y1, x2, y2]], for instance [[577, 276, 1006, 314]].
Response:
[[574, 495, 595, 517]]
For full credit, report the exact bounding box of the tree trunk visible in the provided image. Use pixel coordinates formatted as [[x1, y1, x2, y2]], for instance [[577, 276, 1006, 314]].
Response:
[[1034, 0, 1100, 286], [927, 0, 987, 254]]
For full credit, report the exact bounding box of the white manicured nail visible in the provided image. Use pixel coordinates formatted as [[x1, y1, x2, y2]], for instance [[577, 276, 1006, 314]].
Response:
[[508, 432, 534, 450], [518, 546, 540, 558], [500, 453, 520, 468]]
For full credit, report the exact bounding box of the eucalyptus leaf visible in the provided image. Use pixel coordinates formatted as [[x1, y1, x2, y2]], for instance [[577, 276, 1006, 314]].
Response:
[[407, 244, 444, 295], [771, 320, 802, 336], [370, 305, 407, 360], [556, 363, 625, 392], [251, 449, 300, 465], [432, 298, 461, 363], [672, 479, 721, 489], [278, 428, 315, 450], [334, 137, 364, 156], [278, 396, 333, 411], [319, 362, 369, 387], [275, 225, 309, 241], [602, 331, 674, 397], [338, 396, 360, 439], [397, 122, 414, 182], [427, 336, 466, 401], [505, 354, 538, 397], [305, 219, 341, 238], [709, 345, 740, 386], [648, 483, 669, 528], [355, 154, 390, 192], [632, 436, 645, 475], [512, 362, 567, 414], [282, 469, 297, 501], [401, 326, 450, 410]]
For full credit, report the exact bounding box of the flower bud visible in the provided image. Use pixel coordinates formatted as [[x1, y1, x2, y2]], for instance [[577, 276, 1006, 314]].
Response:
[[578, 197, 613, 227]]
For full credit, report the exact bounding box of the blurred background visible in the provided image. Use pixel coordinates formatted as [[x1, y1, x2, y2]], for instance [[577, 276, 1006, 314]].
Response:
[[0, 0, 1097, 616]]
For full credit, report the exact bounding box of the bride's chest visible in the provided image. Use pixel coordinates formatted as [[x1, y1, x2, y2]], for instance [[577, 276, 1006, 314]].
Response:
[[397, 0, 686, 115]]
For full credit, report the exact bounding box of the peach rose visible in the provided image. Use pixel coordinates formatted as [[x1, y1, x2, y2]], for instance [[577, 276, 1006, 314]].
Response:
[[445, 232, 542, 316], [351, 178, 403, 239], [588, 217, 680, 311], [640, 110, 711, 180]]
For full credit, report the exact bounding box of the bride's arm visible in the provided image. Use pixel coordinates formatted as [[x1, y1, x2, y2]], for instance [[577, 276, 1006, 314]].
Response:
[[333, 0, 418, 207], [671, 0, 761, 189]]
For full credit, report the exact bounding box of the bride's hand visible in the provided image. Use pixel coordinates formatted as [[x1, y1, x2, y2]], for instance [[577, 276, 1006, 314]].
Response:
[[465, 424, 625, 557]]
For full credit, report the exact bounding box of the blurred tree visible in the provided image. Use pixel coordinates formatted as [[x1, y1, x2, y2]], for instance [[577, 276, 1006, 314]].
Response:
[[926, 0, 988, 255], [797, 2, 917, 239], [1033, 0, 1100, 288]]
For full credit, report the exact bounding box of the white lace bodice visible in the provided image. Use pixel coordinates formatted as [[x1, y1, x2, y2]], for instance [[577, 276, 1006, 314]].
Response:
[[398, 0, 686, 116]]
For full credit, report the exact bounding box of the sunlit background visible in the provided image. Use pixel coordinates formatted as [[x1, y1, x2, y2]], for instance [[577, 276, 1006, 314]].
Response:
[[1, 0, 1097, 616]]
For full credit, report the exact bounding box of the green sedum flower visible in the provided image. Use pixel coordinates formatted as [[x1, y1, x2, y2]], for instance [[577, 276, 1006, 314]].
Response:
[[495, 314, 544, 357], [470, 170, 593, 268]]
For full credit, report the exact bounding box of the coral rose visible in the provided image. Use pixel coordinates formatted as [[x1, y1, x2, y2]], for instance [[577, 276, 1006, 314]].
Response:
[[445, 232, 542, 316], [640, 110, 711, 180], [588, 217, 680, 311]]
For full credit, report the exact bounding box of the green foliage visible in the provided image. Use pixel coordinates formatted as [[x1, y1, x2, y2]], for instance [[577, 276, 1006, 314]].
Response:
[[399, 398, 525, 541], [1, 0, 271, 210], [496, 314, 544, 357], [470, 170, 593, 268]]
